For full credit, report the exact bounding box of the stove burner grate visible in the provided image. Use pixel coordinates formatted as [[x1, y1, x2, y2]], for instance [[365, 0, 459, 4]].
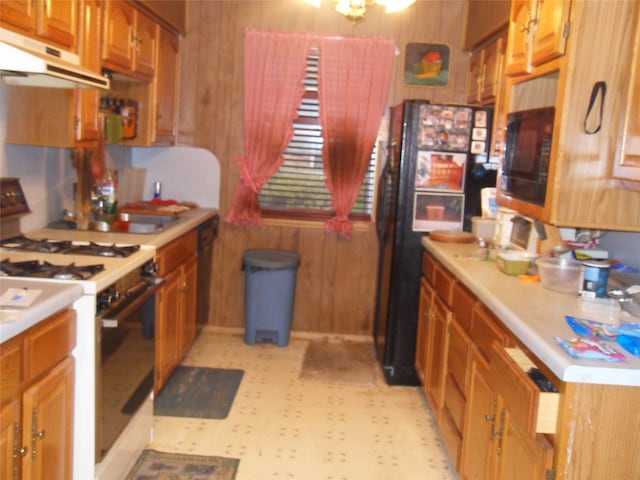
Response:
[[0, 258, 105, 280], [0, 236, 140, 258]]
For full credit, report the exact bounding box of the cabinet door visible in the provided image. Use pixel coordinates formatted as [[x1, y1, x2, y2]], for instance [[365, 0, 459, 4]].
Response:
[[155, 268, 181, 392], [415, 278, 435, 386], [133, 9, 157, 77], [613, 8, 640, 181], [0, 400, 22, 480], [460, 357, 497, 480], [505, 0, 534, 76], [153, 26, 180, 145], [74, 0, 101, 144], [496, 408, 554, 480], [480, 35, 505, 102], [21, 356, 74, 480], [530, 0, 570, 68], [179, 255, 198, 356], [466, 48, 484, 104], [102, 0, 136, 71], [0, 0, 37, 33], [37, 0, 78, 50], [425, 296, 450, 416]]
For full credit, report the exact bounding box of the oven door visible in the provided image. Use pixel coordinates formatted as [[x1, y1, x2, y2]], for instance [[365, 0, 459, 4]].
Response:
[[96, 278, 163, 462]]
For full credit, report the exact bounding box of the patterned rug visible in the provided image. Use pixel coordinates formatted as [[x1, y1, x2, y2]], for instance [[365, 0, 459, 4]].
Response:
[[154, 367, 244, 419], [299, 339, 379, 387], [125, 449, 239, 480]]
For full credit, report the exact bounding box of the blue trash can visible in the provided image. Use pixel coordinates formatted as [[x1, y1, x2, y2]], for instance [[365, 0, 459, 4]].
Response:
[[243, 249, 300, 347]]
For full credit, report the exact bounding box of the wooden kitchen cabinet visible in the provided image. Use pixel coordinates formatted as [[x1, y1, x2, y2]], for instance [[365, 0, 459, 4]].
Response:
[[505, 0, 570, 77], [496, 0, 640, 230], [0, 0, 78, 51], [415, 278, 434, 386], [613, 7, 640, 183], [0, 309, 76, 480], [152, 25, 180, 145], [102, 0, 157, 80], [466, 32, 507, 105], [74, 0, 103, 145], [4, 0, 103, 147], [155, 229, 198, 392]]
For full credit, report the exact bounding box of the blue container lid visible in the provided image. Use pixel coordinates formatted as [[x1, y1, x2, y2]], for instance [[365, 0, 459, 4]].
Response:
[[243, 249, 300, 269]]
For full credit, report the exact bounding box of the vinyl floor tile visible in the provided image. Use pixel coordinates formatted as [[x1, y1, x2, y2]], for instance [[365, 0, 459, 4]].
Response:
[[151, 332, 457, 480]]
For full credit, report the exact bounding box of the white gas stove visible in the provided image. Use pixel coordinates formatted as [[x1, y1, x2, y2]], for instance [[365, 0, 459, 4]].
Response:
[[1, 178, 157, 480]]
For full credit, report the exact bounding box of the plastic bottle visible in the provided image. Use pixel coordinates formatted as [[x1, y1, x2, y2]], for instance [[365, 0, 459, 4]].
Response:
[[100, 170, 118, 215]]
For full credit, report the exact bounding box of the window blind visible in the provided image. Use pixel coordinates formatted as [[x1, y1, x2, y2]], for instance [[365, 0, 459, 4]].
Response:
[[259, 53, 377, 217]]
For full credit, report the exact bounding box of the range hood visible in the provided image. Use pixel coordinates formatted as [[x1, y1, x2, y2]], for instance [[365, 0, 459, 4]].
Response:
[[0, 28, 109, 90]]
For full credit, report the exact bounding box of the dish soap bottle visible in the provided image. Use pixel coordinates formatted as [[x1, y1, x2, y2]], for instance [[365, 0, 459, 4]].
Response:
[[100, 170, 118, 215]]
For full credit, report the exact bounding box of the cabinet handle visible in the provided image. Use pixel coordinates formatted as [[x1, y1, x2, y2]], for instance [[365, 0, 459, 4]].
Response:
[[483, 413, 495, 422], [35, 430, 46, 440], [18, 446, 28, 457]]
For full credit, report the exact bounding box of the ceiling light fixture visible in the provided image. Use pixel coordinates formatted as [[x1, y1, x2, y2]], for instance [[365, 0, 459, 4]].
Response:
[[306, 0, 416, 23]]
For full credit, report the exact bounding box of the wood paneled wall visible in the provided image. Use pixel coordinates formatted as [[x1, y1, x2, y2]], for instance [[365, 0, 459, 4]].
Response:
[[178, 0, 469, 335]]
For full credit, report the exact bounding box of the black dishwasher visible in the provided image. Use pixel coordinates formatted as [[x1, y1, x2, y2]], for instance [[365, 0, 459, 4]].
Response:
[[197, 215, 219, 333]]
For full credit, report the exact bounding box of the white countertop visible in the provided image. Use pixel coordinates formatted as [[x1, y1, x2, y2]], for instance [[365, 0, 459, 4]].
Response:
[[0, 279, 83, 342], [31, 207, 218, 249], [0, 208, 218, 342], [422, 237, 640, 387]]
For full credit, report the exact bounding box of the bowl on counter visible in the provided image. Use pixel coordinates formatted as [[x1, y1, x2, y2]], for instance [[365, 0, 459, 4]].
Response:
[[536, 257, 584, 294], [496, 251, 535, 276]]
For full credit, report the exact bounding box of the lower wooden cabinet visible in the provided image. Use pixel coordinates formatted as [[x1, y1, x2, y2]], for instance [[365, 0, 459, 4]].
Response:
[[417, 250, 555, 479], [155, 230, 198, 392], [0, 309, 76, 480]]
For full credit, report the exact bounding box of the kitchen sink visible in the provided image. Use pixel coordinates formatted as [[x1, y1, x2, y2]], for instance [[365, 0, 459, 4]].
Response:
[[48, 213, 180, 234]]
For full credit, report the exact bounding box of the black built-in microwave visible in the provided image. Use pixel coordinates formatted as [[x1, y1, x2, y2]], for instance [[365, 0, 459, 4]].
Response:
[[499, 107, 555, 206]]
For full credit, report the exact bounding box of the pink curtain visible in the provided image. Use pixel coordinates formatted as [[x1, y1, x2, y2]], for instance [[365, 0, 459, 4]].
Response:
[[317, 35, 395, 238], [225, 29, 312, 226]]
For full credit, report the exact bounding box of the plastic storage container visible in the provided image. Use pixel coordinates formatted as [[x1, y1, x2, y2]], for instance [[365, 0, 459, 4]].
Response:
[[243, 249, 300, 346], [536, 257, 584, 294]]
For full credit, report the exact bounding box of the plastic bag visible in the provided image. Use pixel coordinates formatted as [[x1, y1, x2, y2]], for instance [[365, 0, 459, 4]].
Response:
[[554, 337, 626, 362]]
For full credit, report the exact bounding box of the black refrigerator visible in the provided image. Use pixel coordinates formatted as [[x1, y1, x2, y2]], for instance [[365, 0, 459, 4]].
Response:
[[373, 99, 496, 385]]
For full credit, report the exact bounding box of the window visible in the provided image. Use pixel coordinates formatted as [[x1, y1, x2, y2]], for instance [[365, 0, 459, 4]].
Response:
[[259, 51, 378, 221]]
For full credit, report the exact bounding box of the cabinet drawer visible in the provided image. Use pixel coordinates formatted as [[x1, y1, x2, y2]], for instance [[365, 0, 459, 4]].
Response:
[[433, 262, 455, 306], [471, 304, 509, 363], [489, 344, 559, 434], [444, 373, 466, 433], [23, 309, 76, 383], [157, 229, 197, 275], [422, 251, 436, 283], [452, 282, 476, 334]]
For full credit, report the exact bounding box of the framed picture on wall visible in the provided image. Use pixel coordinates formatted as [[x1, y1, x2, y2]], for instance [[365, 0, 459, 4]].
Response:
[[404, 43, 450, 86]]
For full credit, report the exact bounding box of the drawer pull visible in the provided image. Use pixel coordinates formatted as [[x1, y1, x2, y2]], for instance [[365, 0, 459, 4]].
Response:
[[17, 446, 28, 457], [484, 413, 495, 422]]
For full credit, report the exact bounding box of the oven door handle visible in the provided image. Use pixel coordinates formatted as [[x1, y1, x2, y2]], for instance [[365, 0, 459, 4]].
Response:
[[99, 277, 164, 328]]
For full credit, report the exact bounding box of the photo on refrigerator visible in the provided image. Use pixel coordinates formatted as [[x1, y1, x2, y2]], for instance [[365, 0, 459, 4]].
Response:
[[412, 192, 465, 231], [415, 151, 467, 191]]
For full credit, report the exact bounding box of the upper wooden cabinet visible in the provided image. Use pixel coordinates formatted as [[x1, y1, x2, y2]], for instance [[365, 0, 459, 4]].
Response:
[[102, 0, 157, 80], [505, 0, 570, 77], [75, 0, 103, 145], [0, 0, 78, 51], [466, 33, 507, 105], [613, 7, 640, 183], [152, 25, 180, 145], [497, 0, 640, 231]]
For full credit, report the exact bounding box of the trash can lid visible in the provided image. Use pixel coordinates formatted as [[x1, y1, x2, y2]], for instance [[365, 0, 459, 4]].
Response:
[[243, 249, 300, 269]]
